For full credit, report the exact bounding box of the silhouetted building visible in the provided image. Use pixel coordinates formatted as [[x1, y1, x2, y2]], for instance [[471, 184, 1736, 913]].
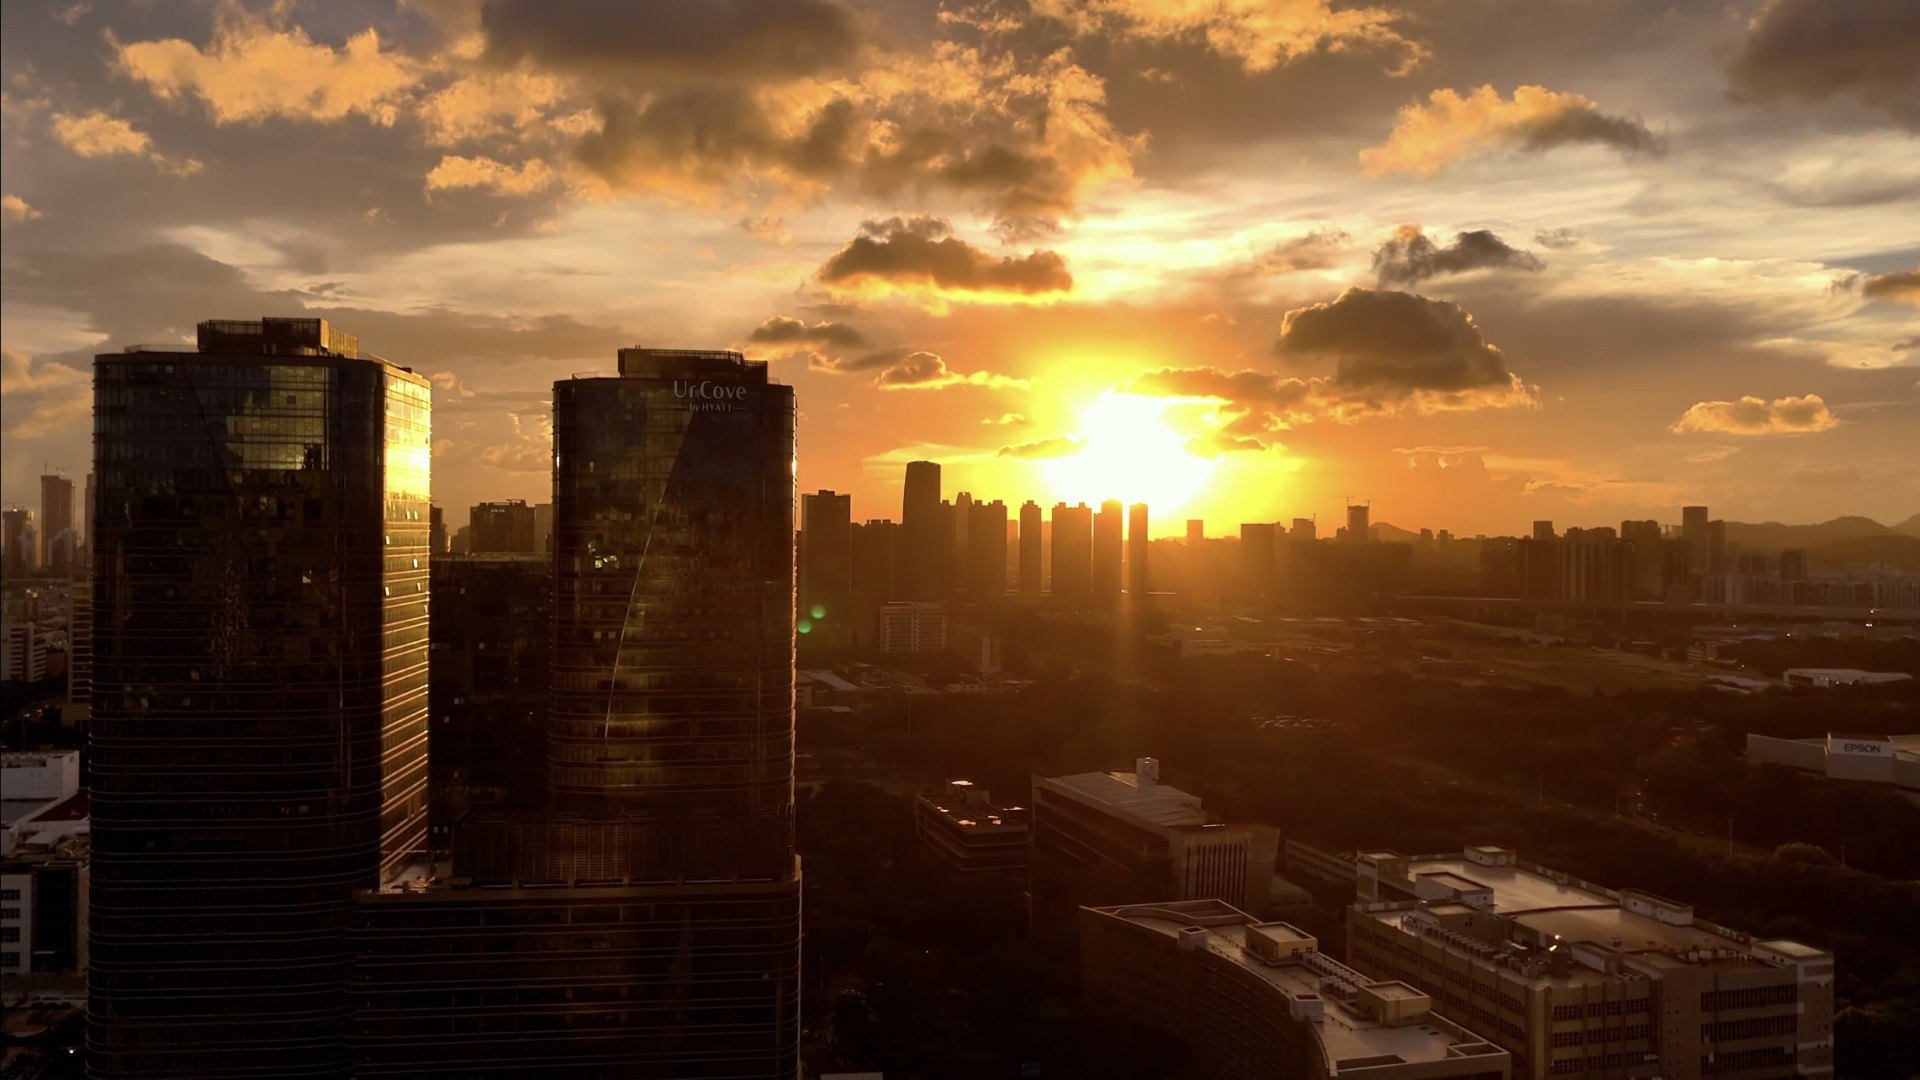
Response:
[[1019, 501, 1043, 594], [801, 489, 854, 643], [469, 498, 537, 553], [901, 460, 944, 600], [1346, 502, 1371, 543], [1780, 547, 1809, 582], [850, 519, 900, 646], [428, 505, 448, 555], [428, 553, 550, 838], [533, 501, 554, 555], [1682, 505, 1710, 578], [349, 348, 801, 1077], [1186, 519, 1204, 546], [967, 498, 1008, 600], [1619, 519, 1663, 598], [1093, 499, 1123, 607], [40, 474, 75, 577], [1128, 503, 1149, 595], [1028, 758, 1269, 936], [914, 780, 1028, 879], [1083, 902, 1509, 1080], [1051, 503, 1093, 606], [1531, 520, 1554, 542], [3, 506, 33, 580], [89, 317, 430, 1078], [1290, 517, 1316, 542], [1516, 538, 1633, 603], [1351, 845, 1831, 1080], [1241, 523, 1277, 594]]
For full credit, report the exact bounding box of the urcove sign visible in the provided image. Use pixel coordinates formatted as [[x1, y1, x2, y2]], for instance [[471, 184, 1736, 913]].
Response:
[[673, 380, 749, 412]]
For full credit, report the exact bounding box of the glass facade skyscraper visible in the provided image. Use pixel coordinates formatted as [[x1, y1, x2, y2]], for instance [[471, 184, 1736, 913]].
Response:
[[88, 318, 430, 1078]]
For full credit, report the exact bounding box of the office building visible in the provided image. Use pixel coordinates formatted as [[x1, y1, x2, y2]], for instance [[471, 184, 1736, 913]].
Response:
[[89, 317, 431, 1078], [1128, 503, 1149, 595], [1187, 519, 1204, 546], [1515, 538, 1633, 603], [469, 498, 537, 553], [428, 553, 550, 835], [801, 489, 854, 641], [914, 780, 1028, 879], [1082, 901, 1509, 1080], [428, 505, 448, 555], [1019, 501, 1043, 594], [1779, 548, 1809, 582], [1029, 758, 1270, 935], [901, 460, 944, 600], [1094, 499, 1124, 606], [1051, 502, 1094, 606], [967, 498, 1009, 600], [1618, 520, 1663, 598], [533, 501, 554, 555], [1531, 520, 1554, 542], [349, 348, 801, 1077], [880, 600, 949, 655], [850, 518, 900, 646], [1291, 518, 1316, 542], [1241, 523, 1277, 594], [2, 622, 47, 684], [68, 564, 92, 705], [1347, 503, 1371, 543], [3, 506, 34, 580], [1349, 845, 1833, 1080], [40, 474, 76, 577]]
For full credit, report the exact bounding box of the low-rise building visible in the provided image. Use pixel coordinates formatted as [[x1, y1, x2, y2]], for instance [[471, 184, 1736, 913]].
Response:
[[1029, 758, 1273, 934], [1347, 845, 1833, 1080], [1082, 900, 1510, 1080], [1781, 668, 1911, 688], [2, 831, 89, 976], [1745, 732, 1920, 792], [913, 780, 1028, 879]]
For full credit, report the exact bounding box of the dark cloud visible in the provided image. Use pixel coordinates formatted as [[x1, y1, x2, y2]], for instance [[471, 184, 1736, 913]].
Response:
[[814, 216, 1072, 303], [747, 315, 866, 348], [872, 351, 953, 387], [811, 346, 921, 374], [1372, 226, 1543, 286], [997, 435, 1082, 459], [810, 346, 1021, 390], [480, 0, 863, 82], [1361, 85, 1663, 175], [1725, 0, 1920, 128], [1533, 227, 1582, 250], [1275, 287, 1528, 401], [1895, 335, 1920, 352], [1861, 268, 1920, 306]]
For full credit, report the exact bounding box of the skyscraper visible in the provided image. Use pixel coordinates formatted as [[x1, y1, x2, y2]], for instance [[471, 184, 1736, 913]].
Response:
[[1290, 517, 1316, 542], [967, 498, 1008, 599], [1018, 500, 1043, 594], [1681, 504, 1710, 578], [1346, 501, 1371, 543], [1127, 502, 1149, 596], [901, 459, 942, 600], [89, 317, 430, 1077], [1531, 520, 1555, 541], [40, 473, 75, 576], [1240, 522, 1276, 594], [1093, 498, 1123, 606], [1, 506, 31, 580], [851, 518, 901, 644], [1051, 502, 1093, 605], [1186, 518, 1204, 546], [802, 489, 854, 640]]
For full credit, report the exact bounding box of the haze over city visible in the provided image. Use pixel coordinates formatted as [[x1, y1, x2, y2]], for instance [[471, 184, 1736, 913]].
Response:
[[3, 0, 1916, 534]]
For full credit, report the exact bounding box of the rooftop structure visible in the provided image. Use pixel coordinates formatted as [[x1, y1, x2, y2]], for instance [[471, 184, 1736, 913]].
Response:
[[1781, 668, 1912, 687], [1082, 899, 1509, 1080], [913, 780, 1029, 879], [1348, 846, 1833, 1080], [1745, 731, 1920, 792]]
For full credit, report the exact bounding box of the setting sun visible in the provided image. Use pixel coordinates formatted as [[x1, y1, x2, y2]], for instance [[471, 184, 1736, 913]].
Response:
[[1040, 392, 1217, 512]]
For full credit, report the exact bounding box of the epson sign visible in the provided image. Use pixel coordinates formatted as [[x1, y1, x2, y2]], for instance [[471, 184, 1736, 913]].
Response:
[[673, 380, 748, 412], [1831, 739, 1889, 757]]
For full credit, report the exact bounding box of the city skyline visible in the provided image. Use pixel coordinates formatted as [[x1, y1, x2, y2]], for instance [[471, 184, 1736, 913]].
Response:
[[3, 0, 1917, 536]]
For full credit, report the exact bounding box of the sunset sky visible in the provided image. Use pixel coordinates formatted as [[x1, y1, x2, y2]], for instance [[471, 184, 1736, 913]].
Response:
[[2, 0, 1915, 537]]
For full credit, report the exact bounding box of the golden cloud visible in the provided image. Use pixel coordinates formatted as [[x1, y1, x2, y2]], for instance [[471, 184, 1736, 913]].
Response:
[[1027, 0, 1426, 75], [1, 194, 41, 226], [1672, 394, 1839, 435], [1360, 85, 1662, 177], [424, 155, 559, 196]]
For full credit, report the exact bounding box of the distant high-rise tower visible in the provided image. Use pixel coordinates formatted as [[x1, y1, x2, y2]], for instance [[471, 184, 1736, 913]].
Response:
[[1186, 519, 1204, 546], [1241, 523, 1277, 593], [1093, 499, 1123, 606], [40, 473, 75, 576], [0, 506, 31, 580], [1290, 517, 1316, 542], [1346, 502, 1371, 543], [89, 317, 430, 1078], [901, 460, 943, 600], [802, 489, 854, 639], [1052, 502, 1094, 605], [1127, 503, 1149, 595], [1681, 505, 1710, 576], [968, 498, 1008, 599], [1780, 547, 1810, 582], [1019, 500, 1043, 595], [1532, 520, 1555, 542]]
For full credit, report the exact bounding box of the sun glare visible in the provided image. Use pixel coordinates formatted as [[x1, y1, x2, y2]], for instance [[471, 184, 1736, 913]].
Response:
[[1040, 393, 1217, 513]]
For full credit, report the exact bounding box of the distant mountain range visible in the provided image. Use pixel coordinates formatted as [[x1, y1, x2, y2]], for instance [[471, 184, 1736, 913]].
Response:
[[1370, 515, 1920, 570]]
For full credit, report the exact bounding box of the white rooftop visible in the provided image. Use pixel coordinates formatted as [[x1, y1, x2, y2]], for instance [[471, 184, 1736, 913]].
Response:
[[1045, 769, 1210, 828]]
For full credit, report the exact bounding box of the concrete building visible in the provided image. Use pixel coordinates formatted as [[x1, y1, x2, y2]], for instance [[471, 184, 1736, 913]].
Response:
[[1052, 502, 1094, 605], [901, 460, 945, 600], [1028, 758, 1272, 935], [1128, 503, 1150, 596], [40, 473, 76, 577], [1081, 900, 1510, 1080], [913, 780, 1029, 879], [802, 489, 855, 642], [1348, 503, 1371, 543], [1019, 501, 1044, 595], [2, 505, 33, 580], [1781, 668, 1911, 688], [0, 751, 79, 803], [1745, 731, 1920, 792], [1188, 519, 1205, 546], [880, 600, 948, 655], [967, 498, 1009, 600], [1348, 845, 1833, 1080], [1094, 499, 1124, 607], [1, 621, 47, 683]]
